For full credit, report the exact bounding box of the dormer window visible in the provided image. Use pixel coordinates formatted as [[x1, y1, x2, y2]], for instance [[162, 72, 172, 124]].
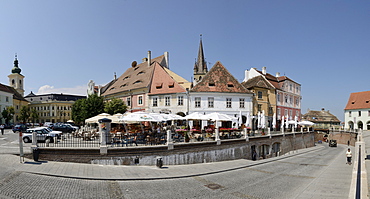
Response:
[[133, 80, 142, 84], [156, 83, 163, 89], [137, 71, 145, 75], [109, 87, 115, 90], [227, 84, 234, 88], [352, 101, 355, 104], [209, 83, 215, 87], [134, 67, 139, 71], [120, 84, 127, 88], [123, 76, 130, 80], [168, 82, 174, 88]]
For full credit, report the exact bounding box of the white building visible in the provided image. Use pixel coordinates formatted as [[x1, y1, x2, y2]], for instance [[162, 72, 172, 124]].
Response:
[[344, 91, 370, 130]]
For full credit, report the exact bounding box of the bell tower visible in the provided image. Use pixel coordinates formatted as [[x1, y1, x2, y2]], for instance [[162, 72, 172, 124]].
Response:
[[8, 54, 25, 96], [193, 34, 208, 86]]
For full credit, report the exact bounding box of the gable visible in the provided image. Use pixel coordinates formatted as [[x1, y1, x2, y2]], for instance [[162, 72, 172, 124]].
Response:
[[149, 62, 187, 95], [191, 61, 250, 94], [344, 91, 370, 110]]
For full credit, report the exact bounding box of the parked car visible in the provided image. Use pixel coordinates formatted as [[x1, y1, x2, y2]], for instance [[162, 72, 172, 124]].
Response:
[[12, 124, 27, 133], [22, 127, 62, 143], [52, 124, 74, 133], [329, 140, 337, 147]]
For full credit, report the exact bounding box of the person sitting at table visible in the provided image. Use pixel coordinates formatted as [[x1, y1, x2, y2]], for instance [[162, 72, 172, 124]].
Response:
[[132, 135, 138, 146]]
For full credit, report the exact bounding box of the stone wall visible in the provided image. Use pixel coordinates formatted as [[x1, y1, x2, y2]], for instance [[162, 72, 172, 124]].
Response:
[[36, 132, 315, 165]]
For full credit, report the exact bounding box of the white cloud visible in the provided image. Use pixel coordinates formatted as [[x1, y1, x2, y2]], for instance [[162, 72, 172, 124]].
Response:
[[37, 85, 87, 96]]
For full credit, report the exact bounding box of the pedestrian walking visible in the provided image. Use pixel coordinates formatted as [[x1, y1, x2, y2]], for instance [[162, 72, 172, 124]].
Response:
[[0, 124, 4, 135], [346, 148, 352, 165], [252, 150, 257, 161]]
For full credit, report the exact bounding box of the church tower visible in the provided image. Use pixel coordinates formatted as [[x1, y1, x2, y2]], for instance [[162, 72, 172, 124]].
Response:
[[8, 54, 25, 96], [193, 35, 208, 86]]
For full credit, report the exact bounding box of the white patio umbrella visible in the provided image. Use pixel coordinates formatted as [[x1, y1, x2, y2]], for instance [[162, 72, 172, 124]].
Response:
[[238, 111, 243, 127], [298, 121, 315, 126], [184, 112, 208, 120], [119, 112, 160, 122], [285, 114, 289, 129], [261, 110, 266, 129], [257, 112, 262, 129], [246, 112, 251, 128], [85, 113, 112, 123], [272, 113, 276, 129], [204, 112, 233, 121], [294, 116, 298, 129]]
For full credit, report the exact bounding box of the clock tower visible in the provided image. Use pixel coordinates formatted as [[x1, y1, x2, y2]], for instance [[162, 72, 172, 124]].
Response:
[[8, 54, 25, 96]]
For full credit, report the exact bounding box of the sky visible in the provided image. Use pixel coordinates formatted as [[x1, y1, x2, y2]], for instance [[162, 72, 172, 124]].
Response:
[[1, 0, 369, 122]]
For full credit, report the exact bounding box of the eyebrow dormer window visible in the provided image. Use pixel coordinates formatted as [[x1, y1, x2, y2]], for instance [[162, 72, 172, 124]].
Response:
[[123, 76, 130, 80], [133, 80, 142, 84], [137, 71, 145, 75], [120, 84, 127, 88], [227, 84, 234, 87]]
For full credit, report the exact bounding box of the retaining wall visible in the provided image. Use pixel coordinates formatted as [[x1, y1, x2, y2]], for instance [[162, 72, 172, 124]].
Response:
[[35, 132, 315, 165]]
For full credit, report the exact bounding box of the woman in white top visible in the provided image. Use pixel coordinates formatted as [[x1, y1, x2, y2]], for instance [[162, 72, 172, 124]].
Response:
[[346, 148, 352, 165]]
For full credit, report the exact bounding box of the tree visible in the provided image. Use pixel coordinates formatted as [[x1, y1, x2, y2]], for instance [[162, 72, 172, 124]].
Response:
[[71, 94, 104, 125], [84, 94, 104, 119], [104, 98, 127, 115], [19, 106, 30, 124], [72, 98, 87, 125], [1, 106, 15, 124], [30, 108, 39, 126]]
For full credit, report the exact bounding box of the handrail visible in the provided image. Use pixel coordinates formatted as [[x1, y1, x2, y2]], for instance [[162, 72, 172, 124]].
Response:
[[356, 145, 361, 199]]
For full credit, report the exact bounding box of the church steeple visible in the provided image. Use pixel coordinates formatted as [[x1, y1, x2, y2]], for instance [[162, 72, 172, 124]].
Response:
[[193, 34, 208, 86], [11, 54, 22, 74], [8, 54, 25, 96]]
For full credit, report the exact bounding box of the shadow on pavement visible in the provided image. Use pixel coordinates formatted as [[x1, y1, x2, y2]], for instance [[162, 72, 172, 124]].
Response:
[[24, 161, 48, 165]]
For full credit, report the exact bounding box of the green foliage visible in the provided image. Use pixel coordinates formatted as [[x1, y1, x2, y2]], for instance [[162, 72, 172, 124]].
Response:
[[1, 106, 15, 124], [71, 94, 104, 125], [30, 108, 39, 124], [19, 106, 30, 124], [104, 98, 127, 115]]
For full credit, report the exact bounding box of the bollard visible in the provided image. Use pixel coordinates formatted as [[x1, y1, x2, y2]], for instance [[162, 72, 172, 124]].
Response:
[[156, 156, 163, 168], [33, 148, 39, 162]]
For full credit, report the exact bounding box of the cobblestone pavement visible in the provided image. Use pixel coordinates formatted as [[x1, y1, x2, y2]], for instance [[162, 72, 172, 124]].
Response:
[[0, 140, 353, 199]]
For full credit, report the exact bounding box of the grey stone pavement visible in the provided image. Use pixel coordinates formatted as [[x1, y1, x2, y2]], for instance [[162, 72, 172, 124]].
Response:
[[0, 130, 366, 198]]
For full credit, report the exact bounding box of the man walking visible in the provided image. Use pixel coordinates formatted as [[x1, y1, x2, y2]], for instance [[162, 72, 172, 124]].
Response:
[[346, 148, 352, 165], [0, 124, 4, 135]]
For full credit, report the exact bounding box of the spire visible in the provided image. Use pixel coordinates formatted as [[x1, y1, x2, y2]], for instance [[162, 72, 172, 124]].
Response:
[[194, 34, 207, 74], [12, 53, 21, 74]]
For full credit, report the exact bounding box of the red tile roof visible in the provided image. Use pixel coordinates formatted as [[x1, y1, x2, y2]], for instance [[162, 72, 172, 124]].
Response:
[[149, 62, 187, 95], [344, 91, 370, 110], [0, 83, 27, 102], [191, 61, 251, 93]]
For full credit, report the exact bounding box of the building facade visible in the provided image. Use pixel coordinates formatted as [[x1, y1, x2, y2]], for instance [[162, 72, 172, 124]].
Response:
[[302, 108, 341, 130], [243, 67, 302, 129], [344, 91, 370, 130], [24, 92, 86, 123]]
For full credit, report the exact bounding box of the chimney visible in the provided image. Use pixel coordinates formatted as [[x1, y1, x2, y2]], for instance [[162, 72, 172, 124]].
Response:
[[148, 50, 151, 67], [164, 51, 169, 69], [262, 67, 266, 75], [114, 72, 116, 80], [276, 72, 280, 77], [243, 69, 249, 82]]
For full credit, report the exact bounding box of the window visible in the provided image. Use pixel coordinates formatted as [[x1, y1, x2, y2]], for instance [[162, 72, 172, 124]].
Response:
[[358, 111, 361, 117], [277, 93, 280, 102], [165, 96, 170, 106], [284, 109, 288, 117], [239, 98, 245, 108], [138, 96, 143, 105], [6, 96, 9, 102], [208, 97, 214, 108], [290, 84, 292, 91], [285, 96, 288, 103], [209, 83, 215, 87], [349, 111, 351, 117], [127, 97, 131, 107], [258, 104, 262, 112], [257, 91, 262, 99], [177, 96, 183, 106], [289, 96, 292, 104], [152, 97, 158, 107], [295, 98, 299, 106], [133, 80, 142, 84], [195, 97, 201, 108], [227, 84, 234, 88], [289, 110, 293, 117], [277, 108, 281, 118], [226, 98, 232, 108], [269, 107, 273, 115], [137, 71, 145, 75]]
